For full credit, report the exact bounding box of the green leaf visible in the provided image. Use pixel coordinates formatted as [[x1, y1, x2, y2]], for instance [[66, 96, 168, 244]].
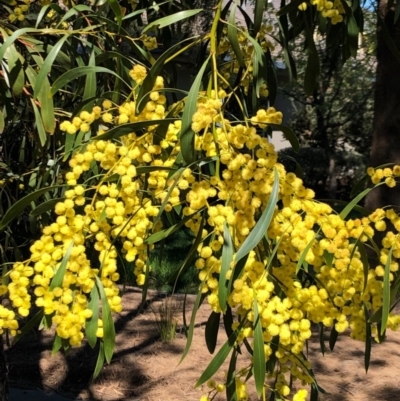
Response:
[[93, 341, 105, 380], [363, 303, 371, 372], [253, 300, 266, 398], [329, 324, 338, 351], [339, 184, 384, 220], [51, 66, 125, 96], [56, 4, 92, 27], [226, 349, 238, 401], [34, 35, 69, 98], [339, 0, 359, 58], [369, 276, 400, 323], [219, 223, 234, 312], [223, 305, 234, 339], [52, 334, 62, 356], [7, 48, 24, 95], [0, 111, 4, 134], [82, 51, 97, 111], [30, 99, 47, 147], [39, 77, 56, 134], [30, 197, 65, 217], [227, 1, 245, 68], [253, 0, 265, 36], [145, 211, 201, 244], [303, 13, 320, 96], [0, 185, 63, 231], [180, 286, 206, 363], [278, 15, 297, 83], [381, 247, 393, 335], [13, 310, 44, 344], [49, 240, 74, 290], [0, 28, 39, 62], [235, 168, 279, 263], [142, 9, 203, 33], [357, 241, 370, 292], [26, 64, 55, 134], [180, 55, 210, 165], [195, 328, 239, 387], [93, 119, 179, 142], [270, 124, 299, 152], [350, 173, 370, 199], [304, 45, 320, 96], [296, 238, 315, 274], [63, 131, 76, 161], [136, 165, 177, 175], [205, 312, 220, 354], [323, 250, 334, 268], [243, 32, 267, 98], [86, 284, 100, 348], [107, 0, 123, 27], [95, 276, 115, 363]]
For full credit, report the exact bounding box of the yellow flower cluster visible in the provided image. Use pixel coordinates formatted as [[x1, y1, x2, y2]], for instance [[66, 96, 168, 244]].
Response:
[[1, 67, 171, 346], [367, 165, 400, 187], [6, 0, 30, 23], [141, 34, 158, 51], [250, 107, 283, 128], [60, 110, 100, 135], [129, 64, 148, 85], [299, 0, 345, 24]]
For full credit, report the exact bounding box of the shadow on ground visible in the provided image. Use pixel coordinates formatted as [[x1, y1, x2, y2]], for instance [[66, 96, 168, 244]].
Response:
[[6, 289, 192, 401]]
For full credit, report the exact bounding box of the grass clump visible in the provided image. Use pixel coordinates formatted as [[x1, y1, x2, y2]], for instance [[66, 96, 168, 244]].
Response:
[[151, 297, 182, 343]]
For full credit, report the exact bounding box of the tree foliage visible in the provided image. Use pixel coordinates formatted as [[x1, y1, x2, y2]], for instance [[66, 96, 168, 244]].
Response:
[[279, 9, 375, 200]]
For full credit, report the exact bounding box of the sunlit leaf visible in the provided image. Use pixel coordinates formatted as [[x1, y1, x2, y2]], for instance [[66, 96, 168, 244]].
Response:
[[93, 341, 105, 380], [226, 349, 238, 401], [180, 55, 210, 164], [49, 240, 74, 290], [227, 1, 245, 68], [51, 66, 125, 96], [180, 285, 207, 363], [219, 223, 234, 312], [253, 300, 266, 397], [235, 168, 279, 263], [86, 284, 100, 348], [30, 99, 47, 147], [296, 238, 315, 274], [142, 9, 203, 33], [92, 118, 179, 141], [381, 247, 393, 335], [34, 35, 69, 98], [95, 276, 115, 363]]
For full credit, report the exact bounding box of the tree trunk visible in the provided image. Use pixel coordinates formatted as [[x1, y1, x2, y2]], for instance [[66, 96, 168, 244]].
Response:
[[0, 337, 8, 401], [365, 0, 400, 212]]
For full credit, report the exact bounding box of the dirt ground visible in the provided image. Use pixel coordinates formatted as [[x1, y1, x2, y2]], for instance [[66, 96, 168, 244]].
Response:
[[5, 287, 400, 401]]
